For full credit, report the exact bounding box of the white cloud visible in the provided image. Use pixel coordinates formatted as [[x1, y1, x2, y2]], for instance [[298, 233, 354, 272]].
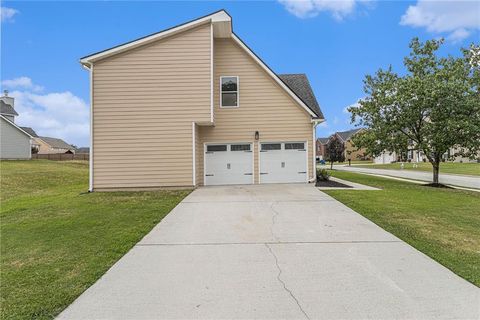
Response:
[[278, 0, 369, 20], [1, 6, 19, 22], [6, 79, 90, 146], [400, 0, 480, 42], [2, 77, 44, 92]]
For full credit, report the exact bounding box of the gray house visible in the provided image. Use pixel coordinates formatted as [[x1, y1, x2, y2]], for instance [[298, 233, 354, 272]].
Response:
[[0, 92, 33, 159]]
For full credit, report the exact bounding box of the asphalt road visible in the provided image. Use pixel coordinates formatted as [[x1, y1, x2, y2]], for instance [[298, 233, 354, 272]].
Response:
[[334, 165, 480, 189]]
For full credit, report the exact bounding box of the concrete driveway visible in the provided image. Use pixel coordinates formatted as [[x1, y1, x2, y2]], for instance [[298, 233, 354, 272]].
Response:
[[59, 184, 479, 319], [334, 165, 480, 189]]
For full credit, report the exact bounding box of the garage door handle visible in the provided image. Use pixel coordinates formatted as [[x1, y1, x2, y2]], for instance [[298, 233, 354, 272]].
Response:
[[298, 172, 306, 174], [205, 174, 214, 176], [260, 172, 268, 175], [244, 173, 252, 175]]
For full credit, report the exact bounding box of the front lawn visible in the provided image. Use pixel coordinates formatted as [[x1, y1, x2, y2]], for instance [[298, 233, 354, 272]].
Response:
[[354, 161, 480, 176], [324, 170, 480, 287], [0, 160, 190, 319]]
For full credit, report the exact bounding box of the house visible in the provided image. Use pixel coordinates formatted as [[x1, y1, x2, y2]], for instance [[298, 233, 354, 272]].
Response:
[[316, 137, 329, 161], [80, 10, 324, 191], [76, 147, 90, 154], [20, 126, 41, 153], [0, 92, 34, 159], [333, 128, 370, 161], [36, 137, 75, 154]]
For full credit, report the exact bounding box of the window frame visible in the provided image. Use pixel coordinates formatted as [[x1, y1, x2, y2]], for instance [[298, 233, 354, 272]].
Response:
[[220, 76, 239, 108]]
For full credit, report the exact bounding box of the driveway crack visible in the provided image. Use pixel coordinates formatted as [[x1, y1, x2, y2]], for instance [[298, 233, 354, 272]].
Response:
[[265, 243, 310, 320], [270, 202, 280, 242]]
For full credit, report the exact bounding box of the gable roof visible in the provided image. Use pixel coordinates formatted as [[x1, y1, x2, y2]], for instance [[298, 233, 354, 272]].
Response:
[[336, 128, 362, 142], [0, 100, 18, 116], [80, 10, 231, 64], [278, 74, 323, 119], [80, 10, 324, 120], [20, 127, 38, 138], [317, 137, 329, 144], [0, 115, 33, 138], [38, 137, 73, 149]]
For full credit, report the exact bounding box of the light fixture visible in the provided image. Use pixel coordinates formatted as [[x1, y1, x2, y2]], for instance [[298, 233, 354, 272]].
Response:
[[254, 131, 259, 140]]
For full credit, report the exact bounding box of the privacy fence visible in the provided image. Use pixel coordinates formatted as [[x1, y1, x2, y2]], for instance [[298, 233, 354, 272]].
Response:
[[32, 154, 89, 161]]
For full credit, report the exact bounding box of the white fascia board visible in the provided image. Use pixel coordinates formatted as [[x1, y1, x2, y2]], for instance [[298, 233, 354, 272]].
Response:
[[231, 34, 317, 118], [0, 115, 34, 138], [80, 11, 231, 65]]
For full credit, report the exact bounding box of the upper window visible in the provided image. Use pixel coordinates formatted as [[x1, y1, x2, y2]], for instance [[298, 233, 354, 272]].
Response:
[[221, 76, 239, 107]]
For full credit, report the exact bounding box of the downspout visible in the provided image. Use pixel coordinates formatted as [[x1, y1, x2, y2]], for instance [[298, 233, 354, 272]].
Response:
[[309, 119, 324, 183], [82, 62, 94, 192]]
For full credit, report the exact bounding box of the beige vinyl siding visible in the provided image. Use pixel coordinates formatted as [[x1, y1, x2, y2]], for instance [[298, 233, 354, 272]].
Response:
[[92, 23, 211, 189], [0, 118, 31, 159], [198, 38, 314, 184]]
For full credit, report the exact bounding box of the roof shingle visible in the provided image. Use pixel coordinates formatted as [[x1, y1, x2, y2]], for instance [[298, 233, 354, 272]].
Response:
[[0, 100, 18, 116], [336, 128, 362, 142], [39, 137, 73, 150], [278, 74, 323, 119]]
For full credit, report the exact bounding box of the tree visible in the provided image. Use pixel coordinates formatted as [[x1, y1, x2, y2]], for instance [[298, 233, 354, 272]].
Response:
[[349, 38, 480, 185], [325, 136, 345, 169]]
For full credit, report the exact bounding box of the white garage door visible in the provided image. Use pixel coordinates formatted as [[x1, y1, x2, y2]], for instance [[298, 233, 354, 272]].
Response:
[[205, 143, 253, 186], [259, 142, 307, 184]]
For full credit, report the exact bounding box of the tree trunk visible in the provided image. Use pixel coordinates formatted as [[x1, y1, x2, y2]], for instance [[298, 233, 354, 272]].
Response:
[[432, 161, 440, 185], [330, 161, 333, 170]]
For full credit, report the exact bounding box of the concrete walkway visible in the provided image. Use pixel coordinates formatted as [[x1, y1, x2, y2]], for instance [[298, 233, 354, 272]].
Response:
[[58, 184, 479, 319], [335, 165, 480, 189]]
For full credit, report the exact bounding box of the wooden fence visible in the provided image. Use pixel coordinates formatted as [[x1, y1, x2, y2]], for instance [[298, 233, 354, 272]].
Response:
[[32, 153, 89, 161]]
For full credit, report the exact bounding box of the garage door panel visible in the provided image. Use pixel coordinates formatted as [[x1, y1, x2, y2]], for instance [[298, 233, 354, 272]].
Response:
[[260, 142, 307, 184], [205, 144, 253, 186]]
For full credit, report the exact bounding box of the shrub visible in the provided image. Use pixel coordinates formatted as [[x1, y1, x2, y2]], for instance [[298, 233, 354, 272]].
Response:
[[317, 168, 331, 181]]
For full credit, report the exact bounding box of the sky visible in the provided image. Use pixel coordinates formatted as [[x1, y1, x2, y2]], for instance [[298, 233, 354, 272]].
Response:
[[1, 1, 479, 147]]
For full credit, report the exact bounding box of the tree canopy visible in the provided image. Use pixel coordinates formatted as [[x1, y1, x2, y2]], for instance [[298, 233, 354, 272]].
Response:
[[349, 38, 480, 184]]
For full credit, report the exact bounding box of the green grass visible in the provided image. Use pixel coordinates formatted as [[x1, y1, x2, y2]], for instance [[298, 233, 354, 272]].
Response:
[[354, 161, 480, 176], [0, 160, 191, 319], [324, 170, 480, 287]]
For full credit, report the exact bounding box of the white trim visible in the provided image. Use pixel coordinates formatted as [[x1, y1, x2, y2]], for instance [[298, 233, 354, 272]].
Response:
[[0, 115, 34, 138], [305, 140, 309, 183], [210, 23, 214, 123], [311, 122, 317, 182], [203, 143, 207, 186], [231, 34, 317, 118], [80, 11, 230, 64], [219, 76, 239, 108], [192, 122, 196, 186], [203, 141, 254, 186], [89, 64, 94, 192]]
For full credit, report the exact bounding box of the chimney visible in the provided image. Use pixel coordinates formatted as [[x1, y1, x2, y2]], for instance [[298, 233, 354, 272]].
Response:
[[1, 90, 15, 108]]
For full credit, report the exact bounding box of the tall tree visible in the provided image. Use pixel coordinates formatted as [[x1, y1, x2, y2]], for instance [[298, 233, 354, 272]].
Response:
[[349, 38, 480, 185], [325, 136, 345, 169]]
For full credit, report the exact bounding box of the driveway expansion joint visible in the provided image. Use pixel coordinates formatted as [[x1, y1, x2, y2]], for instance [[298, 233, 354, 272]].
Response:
[[265, 243, 310, 320], [136, 240, 402, 246]]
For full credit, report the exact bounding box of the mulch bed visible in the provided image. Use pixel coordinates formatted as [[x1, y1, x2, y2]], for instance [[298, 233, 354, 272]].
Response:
[[316, 178, 353, 188], [423, 183, 453, 189]]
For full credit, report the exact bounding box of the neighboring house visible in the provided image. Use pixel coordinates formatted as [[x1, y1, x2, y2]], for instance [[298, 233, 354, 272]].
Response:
[[36, 137, 75, 154], [316, 137, 329, 161], [76, 147, 90, 154], [0, 91, 34, 159], [80, 10, 324, 191], [20, 126, 41, 153], [333, 128, 370, 161]]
